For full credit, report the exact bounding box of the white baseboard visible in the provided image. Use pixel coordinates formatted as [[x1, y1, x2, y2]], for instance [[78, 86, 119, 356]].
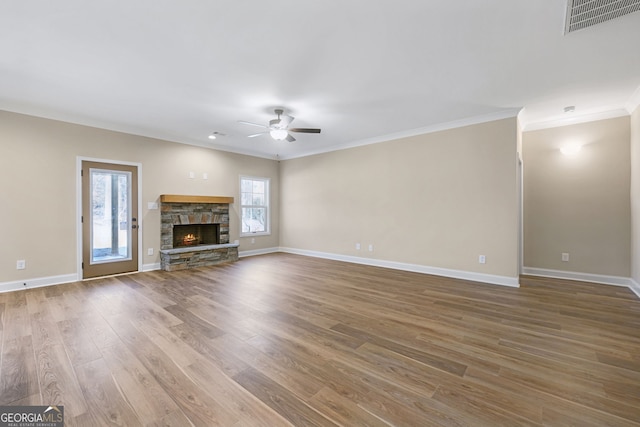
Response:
[[630, 278, 640, 298], [19, 255, 638, 297], [0, 251, 277, 294], [521, 267, 632, 287], [142, 263, 161, 272], [239, 247, 281, 258], [279, 247, 520, 288], [0, 273, 78, 294], [522, 267, 639, 299]]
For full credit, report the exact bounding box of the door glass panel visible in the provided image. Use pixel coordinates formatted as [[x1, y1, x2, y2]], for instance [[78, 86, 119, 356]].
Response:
[[90, 168, 132, 264]]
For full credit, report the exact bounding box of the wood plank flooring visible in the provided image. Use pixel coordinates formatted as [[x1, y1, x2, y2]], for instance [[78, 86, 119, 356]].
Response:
[[1, 253, 639, 426]]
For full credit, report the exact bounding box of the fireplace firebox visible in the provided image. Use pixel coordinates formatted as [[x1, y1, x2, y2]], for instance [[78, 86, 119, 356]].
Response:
[[172, 224, 220, 248]]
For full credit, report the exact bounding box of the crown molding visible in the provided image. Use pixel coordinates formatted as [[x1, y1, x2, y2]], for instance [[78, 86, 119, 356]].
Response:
[[280, 108, 522, 160], [625, 85, 640, 114], [522, 108, 630, 132]]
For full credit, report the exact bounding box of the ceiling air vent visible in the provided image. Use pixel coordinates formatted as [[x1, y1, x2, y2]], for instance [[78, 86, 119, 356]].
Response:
[[564, 0, 640, 33]]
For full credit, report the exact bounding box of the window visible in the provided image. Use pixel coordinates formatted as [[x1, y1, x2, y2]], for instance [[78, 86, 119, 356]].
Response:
[[240, 176, 270, 235]]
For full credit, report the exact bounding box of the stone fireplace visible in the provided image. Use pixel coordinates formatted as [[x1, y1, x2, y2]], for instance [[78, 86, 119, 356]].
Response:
[[159, 195, 239, 271]]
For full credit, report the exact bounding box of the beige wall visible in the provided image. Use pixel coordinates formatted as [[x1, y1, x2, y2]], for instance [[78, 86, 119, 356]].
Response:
[[631, 106, 640, 285], [0, 110, 279, 283], [523, 116, 631, 277], [4, 106, 636, 288], [279, 117, 520, 278]]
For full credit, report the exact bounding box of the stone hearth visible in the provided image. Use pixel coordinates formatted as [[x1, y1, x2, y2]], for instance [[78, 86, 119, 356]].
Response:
[[159, 195, 239, 271]]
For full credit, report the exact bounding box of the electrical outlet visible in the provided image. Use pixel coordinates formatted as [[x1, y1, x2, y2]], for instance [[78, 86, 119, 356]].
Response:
[[147, 202, 158, 210], [251, 238, 255, 244], [368, 244, 374, 252], [16, 260, 26, 270], [355, 243, 361, 250], [479, 255, 486, 264], [189, 171, 195, 179], [203, 173, 208, 180], [562, 253, 569, 262], [147, 248, 154, 256]]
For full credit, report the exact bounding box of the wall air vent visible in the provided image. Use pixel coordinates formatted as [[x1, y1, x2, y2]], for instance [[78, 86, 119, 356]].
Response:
[[565, 0, 640, 34]]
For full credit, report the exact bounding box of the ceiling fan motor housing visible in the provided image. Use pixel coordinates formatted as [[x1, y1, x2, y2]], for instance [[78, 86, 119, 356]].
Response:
[[238, 108, 321, 142], [269, 118, 281, 128]]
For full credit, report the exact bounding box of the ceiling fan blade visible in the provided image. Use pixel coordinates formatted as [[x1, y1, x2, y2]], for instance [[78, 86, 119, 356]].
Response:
[[286, 133, 296, 142], [248, 132, 267, 138], [238, 120, 268, 129], [289, 128, 321, 134], [279, 115, 294, 128]]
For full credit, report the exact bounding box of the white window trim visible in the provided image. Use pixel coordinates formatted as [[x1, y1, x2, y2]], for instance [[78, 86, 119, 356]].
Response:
[[240, 175, 271, 237]]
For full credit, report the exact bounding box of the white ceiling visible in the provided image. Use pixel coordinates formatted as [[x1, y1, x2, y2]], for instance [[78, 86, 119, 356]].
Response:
[[1, 1, 639, 159]]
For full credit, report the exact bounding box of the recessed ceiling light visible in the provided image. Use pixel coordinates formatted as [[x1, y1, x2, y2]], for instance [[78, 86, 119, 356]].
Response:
[[208, 131, 225, 140], [564, 105, 575, 113], [208, 134, 216, 140]]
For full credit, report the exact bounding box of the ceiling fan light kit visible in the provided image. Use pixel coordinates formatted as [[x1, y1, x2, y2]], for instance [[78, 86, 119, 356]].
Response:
[[239, 108, 321, 142], [269, 129, 289, 140]]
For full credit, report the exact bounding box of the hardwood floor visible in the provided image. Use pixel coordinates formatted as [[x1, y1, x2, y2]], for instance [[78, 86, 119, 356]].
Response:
[[1, 253, 639, 426]]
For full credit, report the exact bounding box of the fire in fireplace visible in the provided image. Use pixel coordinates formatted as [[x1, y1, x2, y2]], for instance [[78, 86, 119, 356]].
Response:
[[172, 224, 220, 248]]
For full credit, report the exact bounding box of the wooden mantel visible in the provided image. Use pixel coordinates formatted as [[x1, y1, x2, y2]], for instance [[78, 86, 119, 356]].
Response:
[[160, 194, 234, 204]]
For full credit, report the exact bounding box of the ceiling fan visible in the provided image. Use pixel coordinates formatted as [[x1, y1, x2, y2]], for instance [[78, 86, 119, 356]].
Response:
[[238, 108, 321, 142]]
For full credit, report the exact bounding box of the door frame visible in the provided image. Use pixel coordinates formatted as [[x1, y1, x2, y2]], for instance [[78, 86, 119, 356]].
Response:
[[76, 156, 143, 281]]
